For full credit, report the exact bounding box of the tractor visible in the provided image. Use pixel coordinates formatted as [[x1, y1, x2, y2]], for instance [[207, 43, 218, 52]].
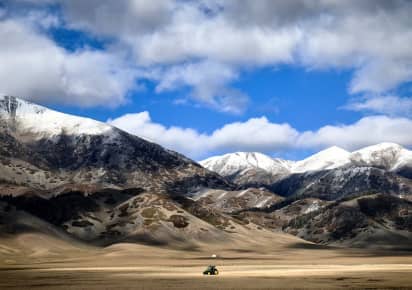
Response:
[[203, 265, 219, 275]]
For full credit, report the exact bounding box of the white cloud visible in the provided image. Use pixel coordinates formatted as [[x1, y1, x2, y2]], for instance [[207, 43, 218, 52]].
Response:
[[3, 1, 412, 112], [153, 61, 248, 114], [108, 112, 210, 157], [61, 0, 174, 37], [344, 95, 412, 117], [58, 0, 412, 95], [55, 0, 412, 111], [209, 117, 299, 152], [61, 1, 301, 66], [0, 17, 138, 107], [135, 14, 301, 66], [108, 113, 298, 158], [298, 116, 412, 151], [350, 61, 412, 94], [108, 112, 412, 159]]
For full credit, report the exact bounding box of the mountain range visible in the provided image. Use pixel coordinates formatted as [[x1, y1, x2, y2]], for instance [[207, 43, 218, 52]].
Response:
[[201, 143, 412, 247], [1, 96, 412, 249], [200, 144, 412, 185]]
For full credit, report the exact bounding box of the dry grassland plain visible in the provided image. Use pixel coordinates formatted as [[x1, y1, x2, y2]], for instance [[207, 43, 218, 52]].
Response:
[[1, 232, 412, 289]]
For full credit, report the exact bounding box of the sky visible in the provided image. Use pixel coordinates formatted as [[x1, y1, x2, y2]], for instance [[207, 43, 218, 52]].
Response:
[[0, 0, 411, 161]]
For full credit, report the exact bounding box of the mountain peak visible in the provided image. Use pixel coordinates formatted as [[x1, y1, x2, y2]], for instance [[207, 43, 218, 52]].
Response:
[[350, 142, 411, 170], [321, 145, 350, 154], [0, 95, 114, 138], [0, 96, 230, 192], [0, 95, 45, 116], [355, 142, 404, 152], [291, 146, 350, 173], [200, 151, 290, 178]]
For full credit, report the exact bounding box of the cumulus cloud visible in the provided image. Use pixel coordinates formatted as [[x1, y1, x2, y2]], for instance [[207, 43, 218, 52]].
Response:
[[61, 0, 174, 37], [108, 112, 210, 157], [152, 61, 248, 114], [209, 117, 299, 153], [298, 116, 412, 151], [134, 13, 301, 66], [2, 1, 412, 111], [344, 95, 412, 117], [350, 61, 412, 94], [56, 0, 412, 97], [0, 16, 138, 107], [108, 113, 298, 158], [108, 111, 412, 159], [61, 0, 301, 66]]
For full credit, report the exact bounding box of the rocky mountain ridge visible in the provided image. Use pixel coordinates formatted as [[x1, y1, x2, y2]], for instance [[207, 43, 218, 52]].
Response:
[[1, 96, 412, 249], [0, 96, 232, 194], [201, 143, 412, 187]]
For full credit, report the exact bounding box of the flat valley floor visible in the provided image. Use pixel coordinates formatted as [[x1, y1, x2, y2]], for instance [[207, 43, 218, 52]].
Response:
[[1, 232, 412, 289]]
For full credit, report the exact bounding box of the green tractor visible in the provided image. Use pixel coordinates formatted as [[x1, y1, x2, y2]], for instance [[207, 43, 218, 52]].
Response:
[[203, 265, 219, 275]]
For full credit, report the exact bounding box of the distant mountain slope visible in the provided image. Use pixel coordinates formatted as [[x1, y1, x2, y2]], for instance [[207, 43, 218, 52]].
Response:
[[0, 96, 246, 248], [0, 96, 232, 194], [201, 152, 291, 175], [201, 143, 412, 247], [190, 187, 284, 213], [283, 194, 412, 248], [2, 96, 412, 249], [236, 193, 412, 249], [270, 166, 412, 200], [0, 188, 245, 247], [200, 152, 292, 186], [201, 143, 412, 188]]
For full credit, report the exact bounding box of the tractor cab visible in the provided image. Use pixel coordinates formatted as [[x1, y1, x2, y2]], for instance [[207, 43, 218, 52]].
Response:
[[203, 265, 219, 275]]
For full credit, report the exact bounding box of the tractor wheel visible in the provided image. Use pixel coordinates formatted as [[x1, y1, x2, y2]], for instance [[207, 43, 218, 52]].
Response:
[[215, 270, 219, 275]]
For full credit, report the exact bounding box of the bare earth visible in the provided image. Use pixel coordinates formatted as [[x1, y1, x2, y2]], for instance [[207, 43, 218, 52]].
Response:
[[1, 231, 412, 289]]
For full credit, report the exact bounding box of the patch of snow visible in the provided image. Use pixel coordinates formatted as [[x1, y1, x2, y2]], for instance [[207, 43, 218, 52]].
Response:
[[218, 191, 227, 200], [304, 201, 320, 214], [188, 187, 212, 198], [236, 189, 249, 197], [256, 197, 272, 208]]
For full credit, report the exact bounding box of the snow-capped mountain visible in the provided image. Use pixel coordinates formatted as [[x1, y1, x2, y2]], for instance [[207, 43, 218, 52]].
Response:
[[200, 144, 412, 186], [200, 152, 292, 186], [200, 152, 291, 176], [0, 96, 113, 138], [350, 143, 412, 171], [200, 146, 352, 185], [0, 96, 231, 193], [291, 146, 350, 173], [1, 96, 412, 249]]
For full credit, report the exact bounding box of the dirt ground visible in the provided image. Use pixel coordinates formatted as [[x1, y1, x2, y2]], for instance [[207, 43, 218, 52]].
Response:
[[1, 232, 412, 289]]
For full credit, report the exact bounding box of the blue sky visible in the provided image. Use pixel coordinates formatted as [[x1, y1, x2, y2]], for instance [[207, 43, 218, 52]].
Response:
[[1, 1, 411, 160]]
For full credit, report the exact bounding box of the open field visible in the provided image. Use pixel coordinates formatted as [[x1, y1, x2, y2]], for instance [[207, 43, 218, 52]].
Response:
[[1, 232, 412, 289]]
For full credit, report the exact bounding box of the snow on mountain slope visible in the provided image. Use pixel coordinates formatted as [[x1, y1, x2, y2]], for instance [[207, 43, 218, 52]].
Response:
[[291, 146, 351, 173], [200, 152, 291, 177], [0, 96, 113, 138], [191, 187, 283, 213], [350, 143, 412, 170], [201, 146, 351, 178], [201, 144, 412, 185], [0, 96, 232, 192]]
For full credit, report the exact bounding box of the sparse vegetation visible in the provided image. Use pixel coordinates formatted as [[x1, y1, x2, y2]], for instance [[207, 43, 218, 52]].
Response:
[[168, 215, 189, 228]]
